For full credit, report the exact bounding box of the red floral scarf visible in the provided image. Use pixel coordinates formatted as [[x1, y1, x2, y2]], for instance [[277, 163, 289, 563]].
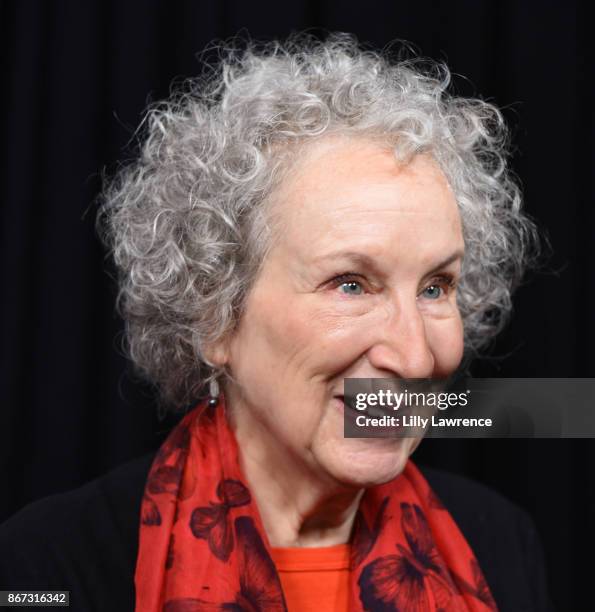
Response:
[[135, 394, 497, 611]]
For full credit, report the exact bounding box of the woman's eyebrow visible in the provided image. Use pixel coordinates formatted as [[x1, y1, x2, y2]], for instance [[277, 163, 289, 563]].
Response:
[[310, 250, 385, 273], [311, 249, 464, 274], [424, 251, 465, 276]]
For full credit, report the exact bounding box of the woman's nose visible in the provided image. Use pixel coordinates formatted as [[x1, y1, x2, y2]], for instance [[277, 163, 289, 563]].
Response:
[[366, 300, 435, 379]]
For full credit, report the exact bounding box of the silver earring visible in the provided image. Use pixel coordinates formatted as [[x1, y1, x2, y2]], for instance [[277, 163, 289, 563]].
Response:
[[208, 377, 220, 408]]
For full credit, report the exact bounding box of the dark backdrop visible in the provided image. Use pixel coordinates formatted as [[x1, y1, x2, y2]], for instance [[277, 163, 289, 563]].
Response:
[[0, 0, 592, 609]]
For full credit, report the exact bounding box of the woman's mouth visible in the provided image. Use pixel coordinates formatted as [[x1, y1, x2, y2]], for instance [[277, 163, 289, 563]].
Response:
[[334, 394, 363, 418], [333, 394, 406, 437]]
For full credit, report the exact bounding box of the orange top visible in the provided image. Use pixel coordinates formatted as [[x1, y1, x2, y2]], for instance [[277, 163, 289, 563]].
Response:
[[270, 544, 351, 612]]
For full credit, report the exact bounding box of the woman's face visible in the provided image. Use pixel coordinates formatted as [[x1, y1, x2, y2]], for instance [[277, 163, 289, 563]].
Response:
[[215, 138, 465, 489]]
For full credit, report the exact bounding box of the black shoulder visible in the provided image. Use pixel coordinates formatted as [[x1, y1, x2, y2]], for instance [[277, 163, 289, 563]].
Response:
[[420, 464, 525, 528], [418, 465, 556, 612], [0, 453, 154, 610]]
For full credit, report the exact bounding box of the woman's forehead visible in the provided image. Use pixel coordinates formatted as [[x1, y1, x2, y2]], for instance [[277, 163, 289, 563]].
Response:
[[269, 139, 463, 250], [283, 136, 449, 187], [257, 142, 464, 283]]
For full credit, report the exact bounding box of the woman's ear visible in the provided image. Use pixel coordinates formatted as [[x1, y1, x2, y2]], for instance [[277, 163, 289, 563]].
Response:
[[202, 337, 230, 368]]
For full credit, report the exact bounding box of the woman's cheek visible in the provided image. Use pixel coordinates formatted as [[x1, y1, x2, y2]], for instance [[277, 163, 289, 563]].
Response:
[[308, 317, 372, 374]]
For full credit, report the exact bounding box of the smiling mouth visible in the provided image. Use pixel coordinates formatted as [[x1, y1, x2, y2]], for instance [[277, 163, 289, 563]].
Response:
[[335, 394, 372, 415], [334, 394, 396, 420], [335, 394, 406, 437], [335, 395, 353, 411]]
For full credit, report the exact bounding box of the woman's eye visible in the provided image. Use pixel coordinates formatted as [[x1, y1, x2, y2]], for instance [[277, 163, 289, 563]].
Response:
[[328, 273, 366, 296], [339, 280, 364, 295], [419, 276, 456, 301], [422, 284, 443, 300]]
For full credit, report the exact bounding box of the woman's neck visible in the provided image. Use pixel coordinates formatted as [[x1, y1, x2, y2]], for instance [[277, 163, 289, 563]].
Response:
[[228, 404, 364, 548]]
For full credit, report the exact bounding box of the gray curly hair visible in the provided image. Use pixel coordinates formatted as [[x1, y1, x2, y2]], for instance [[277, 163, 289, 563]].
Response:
[[98, 33, 539, 410]]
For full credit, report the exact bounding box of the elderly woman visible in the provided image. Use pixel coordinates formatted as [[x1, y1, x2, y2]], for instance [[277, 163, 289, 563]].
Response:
[[0, 35, 551, 611]]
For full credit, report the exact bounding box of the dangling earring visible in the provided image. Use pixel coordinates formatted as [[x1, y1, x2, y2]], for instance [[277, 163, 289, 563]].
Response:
[[208, 377, 220, 408]]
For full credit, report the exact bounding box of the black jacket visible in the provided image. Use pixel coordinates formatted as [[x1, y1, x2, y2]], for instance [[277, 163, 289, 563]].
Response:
[[0, 454, 554, 611]]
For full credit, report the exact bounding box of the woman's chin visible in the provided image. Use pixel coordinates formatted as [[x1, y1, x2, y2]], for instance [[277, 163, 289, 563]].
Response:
[[314, 435, 417, 489]]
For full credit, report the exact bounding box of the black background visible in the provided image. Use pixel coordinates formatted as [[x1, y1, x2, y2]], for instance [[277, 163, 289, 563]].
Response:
[[0, 1, 592, 609]]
